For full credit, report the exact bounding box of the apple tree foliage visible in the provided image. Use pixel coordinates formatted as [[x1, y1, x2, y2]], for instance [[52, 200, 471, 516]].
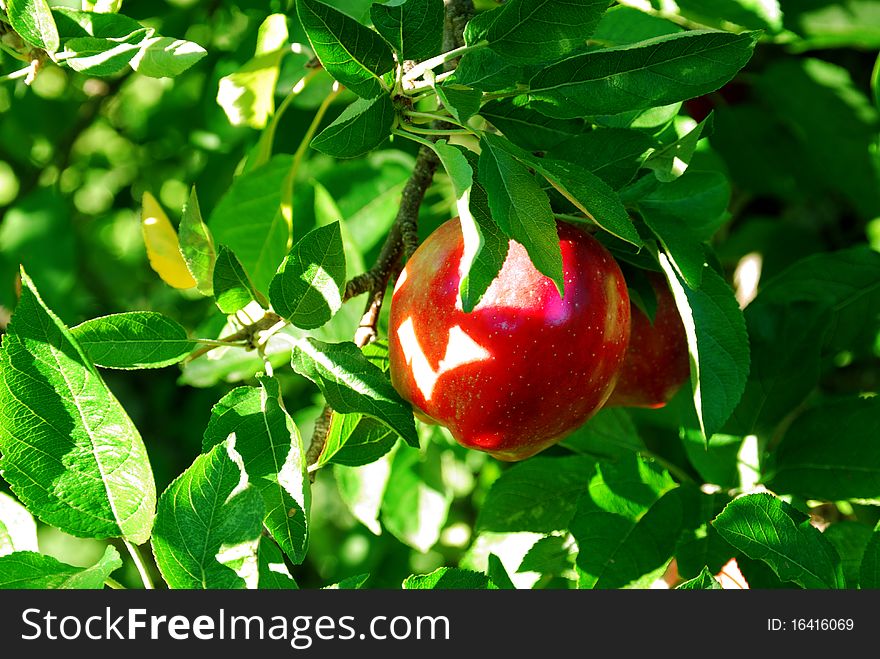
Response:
[[0, 0, 878, 590]]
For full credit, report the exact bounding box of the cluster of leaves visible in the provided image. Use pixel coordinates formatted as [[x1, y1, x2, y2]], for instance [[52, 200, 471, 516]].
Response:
[[0, 0, 878, 590]]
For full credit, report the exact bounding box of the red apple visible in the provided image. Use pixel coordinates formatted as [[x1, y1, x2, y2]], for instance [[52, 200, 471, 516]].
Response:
[[388, 218, 631, 461], [604, 272, 690, 409]]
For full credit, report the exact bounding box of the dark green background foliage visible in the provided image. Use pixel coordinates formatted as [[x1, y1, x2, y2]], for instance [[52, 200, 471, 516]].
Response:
[[0, 0, 877, 591]]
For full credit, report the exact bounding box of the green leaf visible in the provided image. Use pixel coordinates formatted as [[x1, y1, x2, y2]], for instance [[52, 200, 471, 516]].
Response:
[[644, 113, 714, 182], [571, 454, 681, 589], [859, 521, 880, 589], [728, 301, 831, 435], [782, 0, 880, 50], [152, 436, 265, 589], [479, 98, 585, 152], [335, 450, 395, 535], [478, 134, 563, 292], [217, 14, 289, 128], [290, 338, 418, 447], [676, 566, 722, 590], [53, 8, 204, 78], [637, 170, 731, 241], [0, 492, 38, 557], [487, 134, 642, 248], [208, 155, 293, 294], [217, 53, 286, 129], [676, 0, 783, 31], [748, 246, 880, 355], [429, 144, 508, 313], [311, 95, 394, 159], [765, 397, 880, 501], [592, 5, 683, 45], [453, 48, 540, 92], [129, 35, 207, 78], [0, 545, 121, 589], [269, 222, 346, 330], [0, 272, 156, 544], [487, 553, 516, 589], [528, 30, 758, 119], [62, 35, 143, 76], [257, 537, 299, 589], [370, 0, 443, 61], [561, 408, 644, 460], [70, 312, 195, 370], [296, 0, 395, 99], [403, 567, 492, 589], [477, 456, 595, 533], [517, 534, 576, 577], [659, 257, 749, 440], [52, 7, 140, 40], [0, 188, 75, 318], [8, 0, 60, 54], [640, 209, 706, 289], [712, 493, 844, 589], [312, 150, 415, 255], [203, 377, 310, 564], [178, 187, 216, 296], [319, 412, 397, 467], [381, 442, 451, 552], [425, 142, 508, 312], [547, 129, 655, 190], [755, 58, 880, 219], [213, 245, 266, 315], [680, 430, 742, 490], [469, 0, 609, 63], [434, 83, 483, 125], [674, 489, 736, 580], [324, 573, 371, 589], [823, 521, 873, 589]]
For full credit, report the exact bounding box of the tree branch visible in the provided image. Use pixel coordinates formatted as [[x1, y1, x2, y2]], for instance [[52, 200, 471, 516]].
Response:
[[306, 0, 475, 475]]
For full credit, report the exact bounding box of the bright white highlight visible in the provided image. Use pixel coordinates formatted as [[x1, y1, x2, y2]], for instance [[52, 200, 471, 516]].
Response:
[[396, 319, 490, 401], [734, 252, 763, 308]]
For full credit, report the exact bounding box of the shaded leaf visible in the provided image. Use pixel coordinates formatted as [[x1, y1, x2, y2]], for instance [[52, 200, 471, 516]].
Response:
[[477, 456, 595, 533], [152, 436, 265, 589], [766, 397, 880, 501], [370, 0, 444, 61], [213, 245, 266, 315], [572, 455, 681, 589], [468, 0, 608, 63], [208, 155, 294, 294]]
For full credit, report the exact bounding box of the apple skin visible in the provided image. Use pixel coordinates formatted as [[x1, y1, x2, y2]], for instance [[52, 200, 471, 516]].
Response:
[[388, 218, 631, 461], [604, 272, 690, 409]]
